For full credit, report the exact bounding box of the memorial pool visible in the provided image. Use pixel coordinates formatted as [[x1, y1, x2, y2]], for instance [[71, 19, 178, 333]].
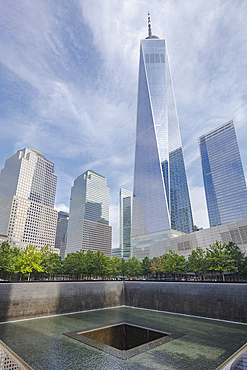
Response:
[[0, 306, 247, 370]]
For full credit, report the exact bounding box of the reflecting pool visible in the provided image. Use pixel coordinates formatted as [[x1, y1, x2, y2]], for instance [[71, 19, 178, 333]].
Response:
[[0, 306, 247, 370]]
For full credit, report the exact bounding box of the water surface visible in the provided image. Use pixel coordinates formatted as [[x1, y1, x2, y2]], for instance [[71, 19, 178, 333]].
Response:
[[0, 307, 246, 370]]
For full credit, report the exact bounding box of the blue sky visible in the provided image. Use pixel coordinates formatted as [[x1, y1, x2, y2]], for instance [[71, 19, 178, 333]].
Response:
[[1, 0, 247, 248]]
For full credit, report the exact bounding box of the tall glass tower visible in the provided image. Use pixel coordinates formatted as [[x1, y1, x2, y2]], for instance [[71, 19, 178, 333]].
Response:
[[66, 170, 112, 257], [132, 16, 194, 238], [55, 211, 69, 259], [120, 188, 133, 260], [199, 120, 247, 227]]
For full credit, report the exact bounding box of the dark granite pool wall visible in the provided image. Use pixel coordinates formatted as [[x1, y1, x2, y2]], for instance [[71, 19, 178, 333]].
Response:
[[0, 281, 124, 322], [1, 281, 247, 323], [124, 281, 247, 323]]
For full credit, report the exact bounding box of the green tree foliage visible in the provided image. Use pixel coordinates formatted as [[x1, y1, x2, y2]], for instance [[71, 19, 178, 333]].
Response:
[[2, 238, 247, 282], [17, 245, 43, 281], [0, 242, 19, 279], [188, 247, 208, 281], [163, 250, 187, 281], [206, 241, 237, 281], [150, 257, 164, 280], [240, 256, 247, 277], [94, 250, 107, 279], [85, 250, 96, 279], [225, 241, 245, 276], [63, 253, 78, 279], [103, 256, 111, 279], [41, 245, 62, 280], [63, 250, 88, 279], [74, 250, 87, 279], [110, 256, 120, 279], [142, 256, 151, 277], [118, 258, 126, 278], [49, 253, 62, 277], [62, 250, 121, 280], [125, 257, 142, 278]]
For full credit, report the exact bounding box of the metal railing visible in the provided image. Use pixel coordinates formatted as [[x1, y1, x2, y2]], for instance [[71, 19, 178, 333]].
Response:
[[216, 343, 247, 370], [0, 340, 33, 370]]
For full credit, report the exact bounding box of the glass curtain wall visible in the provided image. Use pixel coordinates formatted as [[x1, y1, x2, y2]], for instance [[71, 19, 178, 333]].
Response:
[[66, 170, 112, 257], [132, 38, 193, 237], [120, 188, 133, 260], [199, 120, 247, 227]]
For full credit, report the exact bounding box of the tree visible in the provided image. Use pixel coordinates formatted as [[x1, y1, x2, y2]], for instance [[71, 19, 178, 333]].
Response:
[[85, 250, 96, 279], [240, 256, 247, 278], [111, 256, 120, 279], [74, 250, 87, 280], [17, 245, 43, 281], [163, 251, 187, 281], [0, 242, 19, 279], [63, 252, 80, 279], [50, 253, 62, 278], [206, 241, 237, 281], [125, 257, 142, 278], [225, 241, 245, 279], [150, 257, 164, 280], [41, 245, 62, 280], [188, 247, 208, 280], [105, 256, 114, 279], [94, 250, 107, 279], [118, 258, 126, 278], [142, 256, 151, 277]]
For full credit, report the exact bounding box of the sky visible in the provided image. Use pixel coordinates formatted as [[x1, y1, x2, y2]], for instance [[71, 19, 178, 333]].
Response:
[[1, 0, 247, 248]]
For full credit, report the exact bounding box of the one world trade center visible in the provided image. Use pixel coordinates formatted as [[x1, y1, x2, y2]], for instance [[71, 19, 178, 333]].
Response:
[[132, 15, 193, 243]]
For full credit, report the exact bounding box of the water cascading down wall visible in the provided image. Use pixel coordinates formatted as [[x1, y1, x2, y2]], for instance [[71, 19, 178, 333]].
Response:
[[0, 281, 247, 323]]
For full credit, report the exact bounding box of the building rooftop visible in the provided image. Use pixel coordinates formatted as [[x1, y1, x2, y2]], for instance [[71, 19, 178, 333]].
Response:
[[28, 148, 46, 159]]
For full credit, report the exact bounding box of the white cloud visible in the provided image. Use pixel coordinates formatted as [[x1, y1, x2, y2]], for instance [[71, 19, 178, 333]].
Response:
[[1, 0, 247, 248], [55, 203, 69, 213]]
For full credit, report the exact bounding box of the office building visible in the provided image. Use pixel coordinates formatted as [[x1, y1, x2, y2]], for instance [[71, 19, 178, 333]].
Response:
[[132, 15, 193, 242], [120, 188, 132, 260], [55, 211, 69, 259], [0, 148, 58, 250], [66, 170, 112, 257], [111, 246, 121, 258], [199, 120, 247, 227], [132, 228, 185, 261]]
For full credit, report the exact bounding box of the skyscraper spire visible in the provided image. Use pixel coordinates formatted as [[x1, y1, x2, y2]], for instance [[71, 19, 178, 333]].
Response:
[[145, 13, 159, 39], [148, 13, 152, 38]]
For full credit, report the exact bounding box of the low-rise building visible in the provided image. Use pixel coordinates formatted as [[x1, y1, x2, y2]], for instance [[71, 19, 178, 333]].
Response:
[[132, 218, 247, 260]]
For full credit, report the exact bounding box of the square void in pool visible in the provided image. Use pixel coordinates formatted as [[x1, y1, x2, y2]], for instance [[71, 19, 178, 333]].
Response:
[[64, 322, 184, 360]]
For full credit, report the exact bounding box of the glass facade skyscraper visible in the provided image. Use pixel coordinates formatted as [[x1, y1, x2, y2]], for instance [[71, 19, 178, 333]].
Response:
[[55, 211, 69, 259], [66, 170, 112, 257], [132, 19, 194, 238], [199, 120, 247, 227], [0, 148, 58, 250], [120, 188, 133, 260]]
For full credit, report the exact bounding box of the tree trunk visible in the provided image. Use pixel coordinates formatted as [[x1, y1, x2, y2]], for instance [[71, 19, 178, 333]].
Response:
[[28, 271, 30, 281]]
